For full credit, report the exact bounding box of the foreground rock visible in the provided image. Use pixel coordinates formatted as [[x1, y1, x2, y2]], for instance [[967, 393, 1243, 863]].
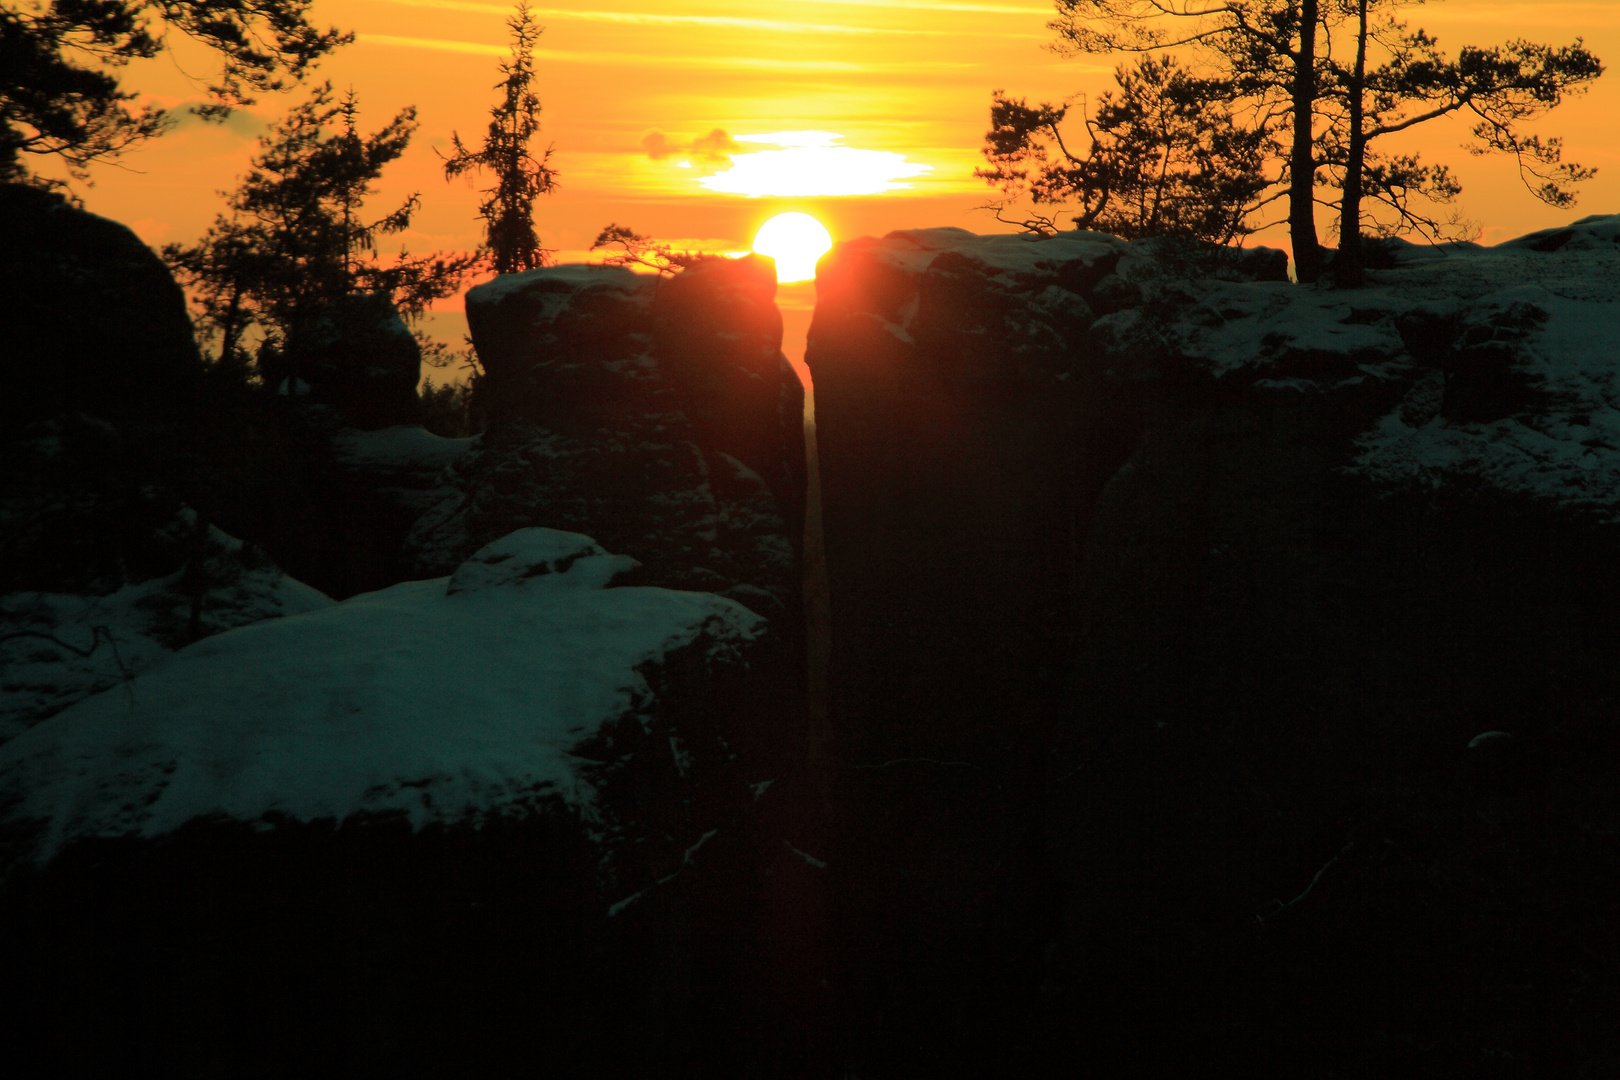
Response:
[[0, 528, 767, 863], [0, 412, 334, 743], [806, 221, 1620, 1074], [0, 527, 805, 1073], [804, 227, 1206, 1074], [0, 510, 331, 745], [0, 201, 821, 1073]]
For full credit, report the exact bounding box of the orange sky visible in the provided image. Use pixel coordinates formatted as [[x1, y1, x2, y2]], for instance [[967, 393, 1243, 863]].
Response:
[[54, 0, 1620, 359]]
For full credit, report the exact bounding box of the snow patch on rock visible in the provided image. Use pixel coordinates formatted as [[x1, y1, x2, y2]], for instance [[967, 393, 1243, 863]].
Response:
[[467, 263, 646, 307], [1350, 290, 1620, 520], [332, 425, 478, 471]]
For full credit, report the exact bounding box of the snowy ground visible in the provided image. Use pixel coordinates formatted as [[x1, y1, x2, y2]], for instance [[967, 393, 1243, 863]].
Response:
[[0, 528, 764, 864]]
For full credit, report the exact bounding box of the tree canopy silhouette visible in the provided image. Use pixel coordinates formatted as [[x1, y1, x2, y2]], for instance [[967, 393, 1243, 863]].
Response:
[[1, 0, 349, 187], [590, 224, 712, 275], [1326, 2, 1603, 284], [979, 54, 1272, 244], [1038, 1, 1602, 283], [441, 2, 558, 275], [165, 84, 482, 372]]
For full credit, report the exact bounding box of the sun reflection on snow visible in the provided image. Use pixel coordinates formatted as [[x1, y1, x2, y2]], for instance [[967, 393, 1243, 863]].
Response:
[[699, 131, 932, 197]]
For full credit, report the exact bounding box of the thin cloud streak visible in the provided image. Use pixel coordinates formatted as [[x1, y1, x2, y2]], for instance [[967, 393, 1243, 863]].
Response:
[[784, 0, 1052, 14], [363, 33, 506, 56], [360, 33, 980, 72], [372, 0, 1038, 37]]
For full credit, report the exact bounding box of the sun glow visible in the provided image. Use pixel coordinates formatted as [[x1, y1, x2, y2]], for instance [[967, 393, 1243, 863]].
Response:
[[701, 131, 932, 198], [752, 213, 834, 283]]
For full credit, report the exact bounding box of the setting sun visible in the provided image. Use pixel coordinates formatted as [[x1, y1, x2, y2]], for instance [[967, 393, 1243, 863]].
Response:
[[752, 212, 833, 283]]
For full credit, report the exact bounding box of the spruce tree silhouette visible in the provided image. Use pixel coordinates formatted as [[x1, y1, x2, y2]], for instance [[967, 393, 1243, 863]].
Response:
[[441, 2, 559, 275]]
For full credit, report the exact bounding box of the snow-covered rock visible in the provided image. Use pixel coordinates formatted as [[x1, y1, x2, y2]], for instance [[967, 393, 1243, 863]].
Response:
[[444, 527, 635, 593], [810, 226, 1286, 388], [804, 220, 1620, 1072], [331, 423, 480, 523], [1099, 215, 1620, 521], [1350, 273, 1620, 523], [2, 412, 335, 742], [0, 528, 766, 865]]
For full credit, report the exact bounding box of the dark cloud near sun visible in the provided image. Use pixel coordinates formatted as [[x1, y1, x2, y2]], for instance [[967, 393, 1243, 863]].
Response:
[[643, 129, 743, 163], [168, 101, 268, 139]]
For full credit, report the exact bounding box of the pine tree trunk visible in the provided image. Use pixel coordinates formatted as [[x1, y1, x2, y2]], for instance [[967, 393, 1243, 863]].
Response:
[[1289, 0, 1324, 283], [220, 283, 244, 365], [1338, 0, 1370, 288]]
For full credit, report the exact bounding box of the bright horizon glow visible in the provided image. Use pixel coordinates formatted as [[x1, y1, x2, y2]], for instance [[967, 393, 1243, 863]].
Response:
[[701, 132, 933, 197], [49, 0, 1620, 341], [752, 213, 834, 283]]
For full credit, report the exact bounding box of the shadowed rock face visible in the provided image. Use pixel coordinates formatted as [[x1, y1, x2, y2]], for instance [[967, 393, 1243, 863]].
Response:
[[0, 184, 201, 429], [805, 228, 1158, 1073], [465, 264, 655, 431], [0, 528, 805, 1077], [806, 223, 1620, 1075], [653, 254, 805, 517]]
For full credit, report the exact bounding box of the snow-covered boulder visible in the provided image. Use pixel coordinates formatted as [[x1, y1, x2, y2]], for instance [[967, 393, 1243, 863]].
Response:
[[1351, 279, 1620, 521], [0, 525, 808, 1074], [2, 414, 334, 742], [803, 220, 1620, 1070], [0, 528, 767, 865], [465, 263, 656, 428], [330, 422, 480, 532], [444, 527, 635, 593], [809, 227, 1286, 390], [1494, 212, 1620, 253]]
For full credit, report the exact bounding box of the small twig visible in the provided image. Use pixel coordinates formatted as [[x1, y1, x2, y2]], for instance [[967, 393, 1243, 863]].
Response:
[[0, 628, 102, 657], [607, 828, 719, 917], [1256, 841, 1356, 927], [1, 625, 136, 709], [783, 840, 828, 869]]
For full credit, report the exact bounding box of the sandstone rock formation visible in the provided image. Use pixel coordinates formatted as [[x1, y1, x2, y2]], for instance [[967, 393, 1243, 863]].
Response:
[[274, 291, 423, 429], [0, 528, 803, 1074], [1, 417, 332, 745], [411, 259, 806, 627], [0, 184, 201, 429], [0, 213, 819, 1076]]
